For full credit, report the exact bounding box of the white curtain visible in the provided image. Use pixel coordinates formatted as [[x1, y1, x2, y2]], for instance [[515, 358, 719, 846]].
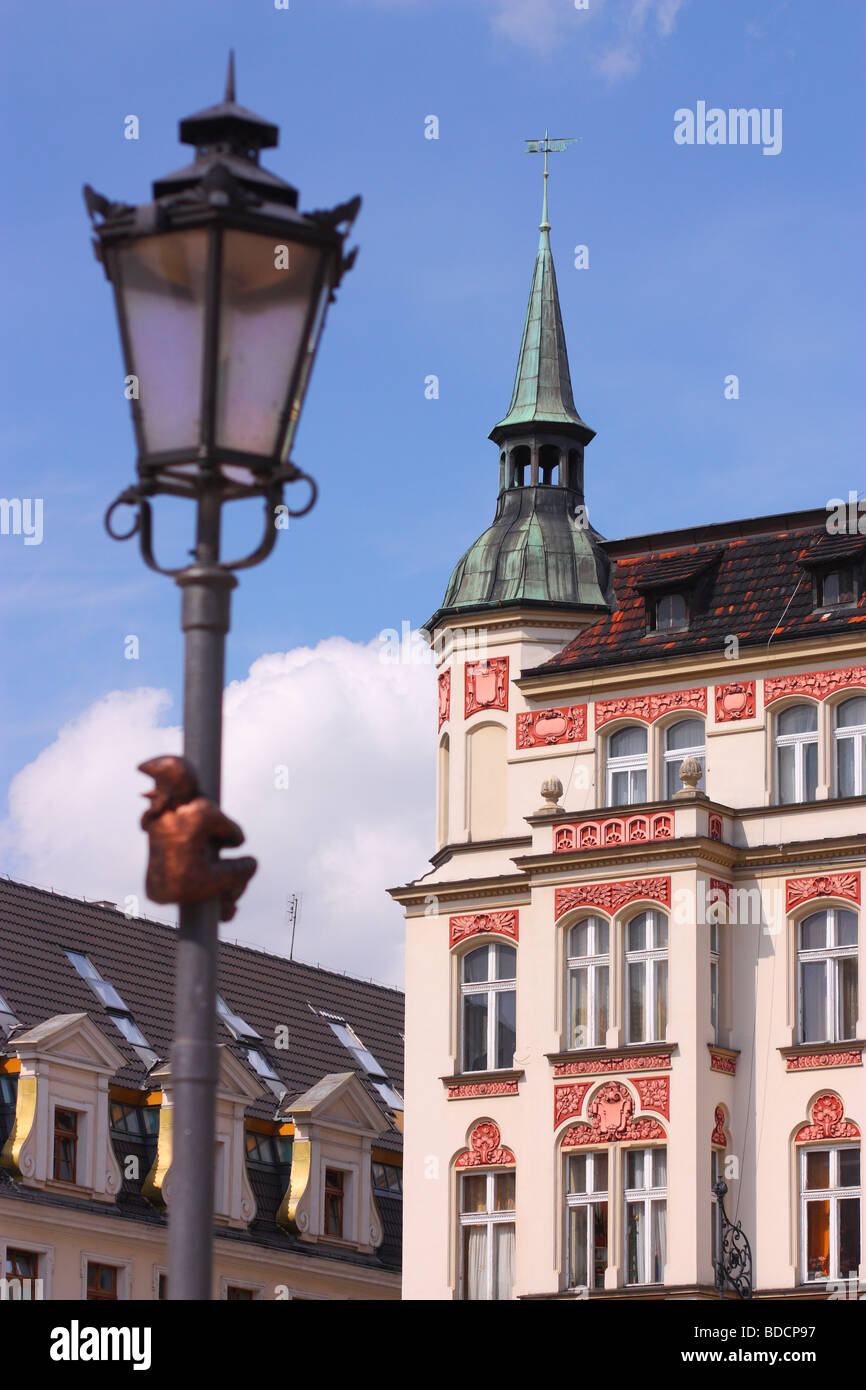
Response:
[[464, 1226, 487, 1301], [494, 1223, 515, 1300], [651, 1200, 667, 1282]]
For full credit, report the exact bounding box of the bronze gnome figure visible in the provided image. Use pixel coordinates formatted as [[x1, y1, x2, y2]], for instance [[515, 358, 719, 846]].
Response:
[[138, 755, 257, 922]]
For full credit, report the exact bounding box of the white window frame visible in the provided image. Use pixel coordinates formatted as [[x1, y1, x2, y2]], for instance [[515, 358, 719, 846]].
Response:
[[458, 1169, 516, 1301], [710, 919, 720, 1043], [606, 726, 648, 807], [1, 1239, 53, 1300], [834, 700, 866, 798], [625, 912, 669, 1045], [797, 908, 858, 1044], [799, 1144, 860, 1284], [774, 704, 818, 804], [219, 1275, 266, 1301], [50, 1099, 92, 1190], [320, 1158, 357, 1243], [663, 718, 706, 798], [80, 1252, 132, 1301], [564, 1149, 609, 1291], [460, 943, 516, 1074], [624, 1147, 667, 1286], [566, 917, 610, 1050]]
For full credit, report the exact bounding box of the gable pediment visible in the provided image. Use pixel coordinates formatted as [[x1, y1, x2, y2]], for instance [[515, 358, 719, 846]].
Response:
[[284, 1071, 385, 1135], [12, 1012, 126, 1074]]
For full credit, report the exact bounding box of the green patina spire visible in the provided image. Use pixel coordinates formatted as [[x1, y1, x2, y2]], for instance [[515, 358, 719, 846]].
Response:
[[426, 138, 612, 631], [490, 133, 593, 445]]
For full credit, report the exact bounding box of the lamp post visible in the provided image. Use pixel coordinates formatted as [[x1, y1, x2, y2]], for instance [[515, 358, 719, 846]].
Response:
[[85, 55, 359, 1300]]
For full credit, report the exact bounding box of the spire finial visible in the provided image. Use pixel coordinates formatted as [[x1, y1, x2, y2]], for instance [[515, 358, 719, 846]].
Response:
[[225, 49, 236, 104], [525, 131, 580, 246]]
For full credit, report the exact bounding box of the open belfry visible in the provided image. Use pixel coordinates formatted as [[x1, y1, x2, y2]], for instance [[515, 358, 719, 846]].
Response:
[[392, 138, 864, 1300]]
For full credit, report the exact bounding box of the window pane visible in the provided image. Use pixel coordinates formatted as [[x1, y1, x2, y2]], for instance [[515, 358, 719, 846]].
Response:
[[568, 1204, 588, 1286], [805, 741, 818, 800], [800, 961, 827, 1042], [463, 994, 488, 1071], [654, 914, 668, 949], [463, 947, 489, 984], [569, 921, 589, 958], [630, 768, 647, 804], [837, 697, 866, 728], [495, 990, 516, 1069], [666, 719, 704, 751], [570, 968, 587, 1049], [626, 1203, 644, 1283], [626, 1150, 644, 1190], [627, 915, 647, 952], [654, 959, 668, 1042], [462, 1225, 487, 1300], [568, 1154, 587, 1194], [839, 1199, 860, 1279], [493, 1223, 515, 1299], [610, 726, 647, 757], [805, 1150, 830, 1190], [710, 960, 719, 1032], [805, 1200, 830, 1280], [839, 1149, 860, 1188], [629, 962, 646, 1042], [837, 735, 856, 797], [839, 957, 858, 1039], [596, 966, 609, 1045], [610, 770, 629, 804], [592, 1203, 609, 1287], [778, 743, 796, 804], [665, 757, 682, 798], [650, 1201, 666, 1282], [494, 1172, 515, 1211], [595, 920, 609, 955], [779, 704, 818, 735], [652, 1149, 667, 1188], [837, 910, 858, 948], [494, 945, 516, 981], [801, 912, 828, 950], [461, 1174, 488, 1213]]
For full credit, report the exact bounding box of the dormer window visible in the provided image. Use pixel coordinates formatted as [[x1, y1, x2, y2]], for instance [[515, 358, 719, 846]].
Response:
[[650, 592, 688, 632], [816, 567, 857, 608], [53, 1108, 78, 1183]]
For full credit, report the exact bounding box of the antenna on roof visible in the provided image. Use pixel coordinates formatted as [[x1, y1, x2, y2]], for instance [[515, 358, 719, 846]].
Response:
[[286, 894, 301, 961]]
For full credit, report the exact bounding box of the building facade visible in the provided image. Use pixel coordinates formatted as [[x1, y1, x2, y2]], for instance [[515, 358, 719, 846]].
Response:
[[393, 190, 865, 1299], [0, 880, 403, 1300]]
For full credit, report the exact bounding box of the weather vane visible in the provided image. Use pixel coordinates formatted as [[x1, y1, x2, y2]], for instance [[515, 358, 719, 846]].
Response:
[[525, 130, 580, 229]]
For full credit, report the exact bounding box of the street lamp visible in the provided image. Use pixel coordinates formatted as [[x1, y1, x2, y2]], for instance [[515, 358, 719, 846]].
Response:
[[84, 55, 359, 1300]]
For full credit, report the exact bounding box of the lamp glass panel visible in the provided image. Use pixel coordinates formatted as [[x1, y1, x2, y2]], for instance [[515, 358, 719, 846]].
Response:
[[115, 230, 209, 455], [215, 230, 326, 457]]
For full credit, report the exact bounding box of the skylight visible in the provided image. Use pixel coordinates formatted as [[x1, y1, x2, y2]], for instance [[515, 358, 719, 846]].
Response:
[[216, 994, 261, 1043], [245, 1048, 286, 1099], [64, 950, 157, 1069], [326, 1019, 404, 1111], [0, 990, 20, 1037]]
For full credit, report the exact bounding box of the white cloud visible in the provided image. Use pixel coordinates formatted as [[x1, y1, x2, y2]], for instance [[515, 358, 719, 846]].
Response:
[[1, 636, 435, 988], [596, 0, 688, 81]]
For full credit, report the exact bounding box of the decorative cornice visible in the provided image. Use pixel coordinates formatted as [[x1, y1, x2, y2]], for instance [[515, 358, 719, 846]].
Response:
[[465, 658, 509, 718], [708, 1048, 738, 1076], [553, 812, 673, 854], [553, 1082, 592, 1126], [517, 704, 586, 749], [559, 1082, 666, 1146], [437, 669, 451, 732], [781, 1046, 863, 1073], [765, 665, 866, 705], [549, 1047, 674, 1077], [794, 1094, 861, 1143], [714, 681, 757, 722], [594, 686, 706, 730], [631, 1076, 670, 1119], [555, 876, 671, 920], [785, 871, 860, 911], [442, 1070, 523, 1100], [449, 910, 518, 948], [455, 1120, 515, 1167]]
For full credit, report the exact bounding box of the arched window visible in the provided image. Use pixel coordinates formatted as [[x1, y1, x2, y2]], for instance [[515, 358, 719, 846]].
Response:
[[459, 1168, 515, 1299], [566, 917, 610, 1049], [565, 1150, 608, 1290], [798, 908, 858, 1043], [539, 444, 560, 486], [835, 696, 866, 798], [606, 725, 647, 806], [461, 943, 516, 1073], [625, 911, 668, 1043], [663, 718, 706, 798], [775, 704, 818, 803], [800, 1145, 860, 1283]]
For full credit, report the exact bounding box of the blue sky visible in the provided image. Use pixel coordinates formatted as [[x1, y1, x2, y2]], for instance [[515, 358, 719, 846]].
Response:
[[0, 1, 863, 970]]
